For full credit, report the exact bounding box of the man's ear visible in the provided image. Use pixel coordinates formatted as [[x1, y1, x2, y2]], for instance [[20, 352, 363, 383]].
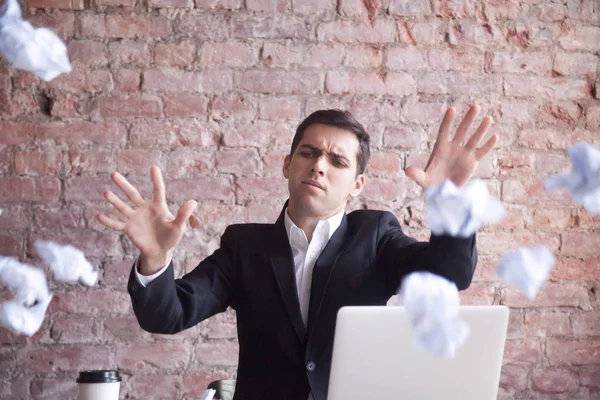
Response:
[[349, 174, 365, 198], [282, 154, 291, 179]]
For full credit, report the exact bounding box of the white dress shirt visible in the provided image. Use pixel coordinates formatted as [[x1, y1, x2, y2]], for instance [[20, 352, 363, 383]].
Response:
[[135, 208, 344, 327]]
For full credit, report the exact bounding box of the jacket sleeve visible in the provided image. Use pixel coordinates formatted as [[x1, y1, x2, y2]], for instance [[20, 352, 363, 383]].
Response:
[[127, 226, 238, 334], [375, 211, 477, 293]]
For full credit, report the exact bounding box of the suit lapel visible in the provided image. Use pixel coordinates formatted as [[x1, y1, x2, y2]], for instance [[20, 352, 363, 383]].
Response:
[[267, 205, 306, 345], [306, 213, 348, 337]]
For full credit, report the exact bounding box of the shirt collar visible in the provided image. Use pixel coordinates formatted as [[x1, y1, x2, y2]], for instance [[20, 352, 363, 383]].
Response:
[[284, 207, 344, 244]]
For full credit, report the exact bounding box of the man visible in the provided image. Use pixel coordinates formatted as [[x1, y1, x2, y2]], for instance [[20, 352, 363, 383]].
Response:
[[98, 105, 497, 400]]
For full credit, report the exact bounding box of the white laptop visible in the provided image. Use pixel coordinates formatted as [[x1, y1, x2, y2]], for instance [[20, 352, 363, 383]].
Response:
[[327, 305, 509, 400]]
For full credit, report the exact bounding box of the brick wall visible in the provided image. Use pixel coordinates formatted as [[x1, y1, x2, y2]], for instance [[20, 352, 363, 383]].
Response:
[[0, 0, 599, 398]]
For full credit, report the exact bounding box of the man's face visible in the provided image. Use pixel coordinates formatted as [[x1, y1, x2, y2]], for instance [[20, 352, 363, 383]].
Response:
[[283, 123, 365, 219]]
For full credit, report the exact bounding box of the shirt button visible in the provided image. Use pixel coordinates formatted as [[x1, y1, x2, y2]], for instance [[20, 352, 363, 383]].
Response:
[[306, 361, 316, 372]]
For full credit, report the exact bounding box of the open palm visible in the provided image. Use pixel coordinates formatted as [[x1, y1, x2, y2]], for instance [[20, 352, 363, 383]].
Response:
[[405, 105, 499, 189], [97, 166, 197, 265]]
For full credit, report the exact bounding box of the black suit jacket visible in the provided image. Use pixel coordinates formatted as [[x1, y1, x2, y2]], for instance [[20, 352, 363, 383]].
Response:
[[128, 206, 477, 400]]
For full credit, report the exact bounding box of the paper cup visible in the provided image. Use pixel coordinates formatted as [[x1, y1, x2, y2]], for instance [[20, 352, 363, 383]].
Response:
[[77, 370, 121, 400]]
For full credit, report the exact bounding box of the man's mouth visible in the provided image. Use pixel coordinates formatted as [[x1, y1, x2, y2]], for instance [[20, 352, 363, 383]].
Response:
[[302, 180, 324, 191]]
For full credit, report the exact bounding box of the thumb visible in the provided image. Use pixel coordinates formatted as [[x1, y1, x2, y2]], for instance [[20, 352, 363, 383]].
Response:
[[174, 199, 198, 227], [404, 166, 428, 188]]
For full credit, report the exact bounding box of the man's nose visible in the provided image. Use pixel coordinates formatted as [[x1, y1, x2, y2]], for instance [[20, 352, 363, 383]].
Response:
[[311, 155, 326, 175]]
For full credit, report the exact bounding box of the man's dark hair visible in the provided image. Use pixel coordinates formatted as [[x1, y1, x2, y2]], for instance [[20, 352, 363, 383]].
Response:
[[290, 109, 371, 175]]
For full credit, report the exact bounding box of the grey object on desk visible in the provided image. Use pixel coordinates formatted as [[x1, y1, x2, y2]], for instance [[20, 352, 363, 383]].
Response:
[[207, 379, 236, 400]]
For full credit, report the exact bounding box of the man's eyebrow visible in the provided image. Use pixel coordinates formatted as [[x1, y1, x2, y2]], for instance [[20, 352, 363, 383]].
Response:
[[330, 152, 350, 163], [299, 144, 321, 151]]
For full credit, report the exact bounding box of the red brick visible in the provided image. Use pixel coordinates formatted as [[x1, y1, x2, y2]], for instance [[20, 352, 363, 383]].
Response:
[[200, 42, 254, 67], [261, 150, 288, 178], [579, 366, 600, 391], [507, 309, 524, 339], [554, 52, 598, 76], [117, 149, 162, 175], [47, 66, 113, 93], [246, 0, 287, 12], [327, 71, 414, 96], [130, 120, 220, 148], [533, 152, 570, 177], [175, 13, 228, 39], [50, 92, 80, 119], [14, 151, 62, 176], [167, 177, 234, 202], [0, 121, 33, 146], [429, 49, 483, 72], [31, 229, 121, 259], [63, 177, 114, 201], [559, 25, 600, 52], [499, 99, 538, 125], [316, 19, 397, 43], [18, 346, 110, 372], [49, 289, 130, 314], [243, 202, 280, 223], [540, 102, 583, 125], [104, 316, 153, 342], [0, 233, 23, 257], [562, 232, 600, 258], [447, 20, 504, 47], [417, 71, 502, 95], [130, 375, 182, 398], [182, 371, 232, 398], [167, 148, 216, 177], [30, 379, 78, 400], [113, 69, 141, 92], [362, 178, 415, 203], [35, 121, 126, 146], [386, 47, 428, 71], [211, 94, 256, 122], [258, 97, 301, 121], [51, 316, 101, 343], [28, 0, 83, 9], [148, 0, 191, 7], [398, 21, 444, 46], [154, 41, 196, 67], [0, 205, 30, 230], [236, 177, 287, 204], [460, 284, 496, 305], [478, 230, 559, 256], [503, 339, 543, 364], [547, 340, 600, 365], [68, 40, 108, 66], [498, 364, 529, 397], [532, 368, 579, 394], [68, 150, 115, 174], [162, 95, 209, 118], [105, 14, 170, 39], [195, 0, 241, 9], [383, 126, 423, 149], [338, 0, 382, 19], [344, 45, 383, 68], [223, 120, 295, 149], [389, 0, 430, 16], [144, 69, 232, 93], [116, 343, 190, 371], [400, 102, 445, 125], [505, 76, 591, 100], [0, 177, 60, 202], [108, 40, 151, 66], [0, 152, 10, 175], [77, 13, 106, 38], [531, 208, 575, 229], [367, 152, 402, 177], [34, 204, 83, 229], [587, 104, 600, 129], [519, 127, 599, 150], [237, 70, 321, 94], [524, 311, 572, 337], [572, 312, 600, 336], [0, 347, 14, 372], [552, 257, 600, 281], [432, 0, 475, 17], [502, 282, 591, 310], [98, 95, 162, 118], [501, 179, 571, 206], [483, 0, 524, 20], [216, 149, 261, 176], [194, 340, 239, 366], [488, 51, 552, 74]]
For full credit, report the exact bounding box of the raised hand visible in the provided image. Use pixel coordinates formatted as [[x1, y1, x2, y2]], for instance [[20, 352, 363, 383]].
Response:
[[97, 166, 197, 274], [405, 105, 498, 189]]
